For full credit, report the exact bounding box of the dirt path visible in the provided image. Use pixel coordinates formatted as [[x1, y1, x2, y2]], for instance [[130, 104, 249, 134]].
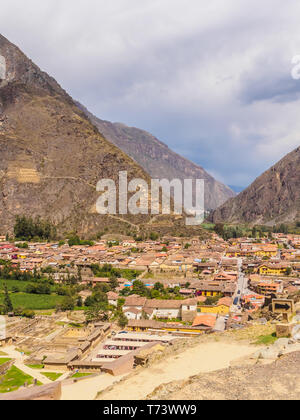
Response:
[[61, 373, 125, 400], [97, 342, 257, 400], [0, 346, 51, 385]]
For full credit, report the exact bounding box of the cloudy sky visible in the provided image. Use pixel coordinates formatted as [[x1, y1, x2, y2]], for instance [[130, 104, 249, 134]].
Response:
[[1, 0, 300, 188]]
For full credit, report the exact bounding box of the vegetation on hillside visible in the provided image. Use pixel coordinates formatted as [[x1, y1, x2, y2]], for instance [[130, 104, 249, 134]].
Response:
[[14, 215, 57, 241]]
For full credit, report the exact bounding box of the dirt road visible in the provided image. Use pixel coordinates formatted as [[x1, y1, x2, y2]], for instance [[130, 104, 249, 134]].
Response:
[[97, 342, 257, 400]]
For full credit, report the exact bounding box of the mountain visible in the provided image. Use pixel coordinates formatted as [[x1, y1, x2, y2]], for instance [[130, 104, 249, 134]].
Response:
[[0, 34, 211, 239], [0, 34, 159, 237], [212, 146, 300, 225], [76, 103, 235, 211], [228, 185, 245, 194]]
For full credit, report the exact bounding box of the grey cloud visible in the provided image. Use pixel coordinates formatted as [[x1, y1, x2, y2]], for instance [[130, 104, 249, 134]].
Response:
[[1, 0, 300, 188], [239, 75, 300, 104]]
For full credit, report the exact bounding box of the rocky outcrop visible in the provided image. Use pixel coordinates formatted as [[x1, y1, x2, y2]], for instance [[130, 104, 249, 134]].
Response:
[[212, 146, 300, 225]]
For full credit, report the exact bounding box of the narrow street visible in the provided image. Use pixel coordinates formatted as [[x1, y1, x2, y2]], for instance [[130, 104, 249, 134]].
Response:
[[231, 258, 251, 313]]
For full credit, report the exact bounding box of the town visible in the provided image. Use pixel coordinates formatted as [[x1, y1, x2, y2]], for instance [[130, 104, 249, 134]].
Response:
[[1, 225, 300, 399]]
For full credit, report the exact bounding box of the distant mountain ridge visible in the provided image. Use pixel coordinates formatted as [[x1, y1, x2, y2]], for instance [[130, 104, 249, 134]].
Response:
[[0, 34, 209, 238], [212, 146, 300, 225], [0, 34, 153, 236], [77, 103, 235, 211]]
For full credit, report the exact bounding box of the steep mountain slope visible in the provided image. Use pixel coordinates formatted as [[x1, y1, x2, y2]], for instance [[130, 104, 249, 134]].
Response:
[[0, 34, 157, 236], [212, 146, 300, 225], [77, 104, 235, 211]]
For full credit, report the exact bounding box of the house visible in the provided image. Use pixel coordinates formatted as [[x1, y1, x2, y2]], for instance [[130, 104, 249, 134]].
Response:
[[144, 300, 182, 320], [107, 292, 119, 307], [122, 240, 137, 247], [258, 263, 289, 276], [122, 297, 197, 322], [144, 298, 197, 322], [242, 294, 265, 309], [193, 262, 218, 273], [123, 307, 143, 320], [129, 256, 156, 270], [225, 248, 241, 258], [192, 281, 236, 298], [179, 289, 194, 297], [127, 320, 207, 336], [159, 256, 194, 274], [252, 245, 278, 258], [256, 282, 283, 295], [214, 272, 237, 282], [192, 314, 217, 329], [199, 297, 232, 315], [123, 296, 148, 318]]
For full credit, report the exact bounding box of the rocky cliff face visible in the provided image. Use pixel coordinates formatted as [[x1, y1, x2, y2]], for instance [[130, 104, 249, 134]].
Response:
[[77, 104, 235, 211], [0, 34, 155, 236], [212, 146, 300, 225]]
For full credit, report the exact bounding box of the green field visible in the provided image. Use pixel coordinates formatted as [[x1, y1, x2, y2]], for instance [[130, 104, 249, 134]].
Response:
[[41, 372, 62, 381], [0, 293, 64, 310], [0, 365, 40, 393], [26, 364, 44, 370], [0, 279, 56, 293], [72, 372, 93, 379]]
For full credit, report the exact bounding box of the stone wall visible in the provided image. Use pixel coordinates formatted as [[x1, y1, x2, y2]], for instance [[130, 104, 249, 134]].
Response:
[[0, 382, 62, 400], [0, 358, 14, 375], [182, 310, 197, 323], [276, 323, 294, 338]]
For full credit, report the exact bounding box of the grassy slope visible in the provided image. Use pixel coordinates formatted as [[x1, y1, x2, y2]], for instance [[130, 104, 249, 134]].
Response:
[[0, 365, 40, 393], [0, 293, 64, 310]]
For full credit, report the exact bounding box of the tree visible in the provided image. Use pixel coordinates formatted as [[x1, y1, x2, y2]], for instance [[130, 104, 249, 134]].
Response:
[[85, 302, 109, 323], [109, 276, 119, 290], [117, 298, 125, 311], [205, 294, 223, 306], [84, 296, 94, 307], [132, 280, 148, 297], [14, 215, 56, 241], [21, 309, 35, 319], [68, 235, 81, 247], [77, 296, 83, 307], [77, 266, 82, 283], [118, 312, 128, 328], [149, 232, 159, 241], [214, 223, 225, 238], [60, 296, 75, 312], [3, 284, 13, 314], [285, 267, 292, 276], [154, 282, 164, 292], [151, 289, 160, 299], [93, 290, 108, 304]]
